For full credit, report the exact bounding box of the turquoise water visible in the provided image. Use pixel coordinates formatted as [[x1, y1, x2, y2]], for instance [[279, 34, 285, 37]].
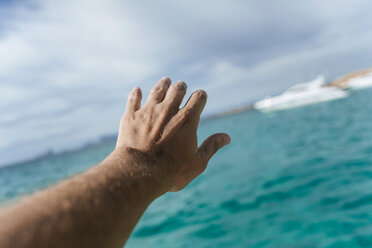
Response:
[[1, 89, 372, 247]]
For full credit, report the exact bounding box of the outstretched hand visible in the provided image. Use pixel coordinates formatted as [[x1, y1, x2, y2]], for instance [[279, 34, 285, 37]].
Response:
[[116, 77, 231, 191]]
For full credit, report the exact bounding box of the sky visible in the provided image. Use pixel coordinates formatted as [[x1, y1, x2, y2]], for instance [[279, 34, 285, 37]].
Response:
[[1, 0, 372, 166]]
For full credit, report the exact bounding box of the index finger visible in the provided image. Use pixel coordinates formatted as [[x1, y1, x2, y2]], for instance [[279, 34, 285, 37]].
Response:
[[181, 90, 207, 122]]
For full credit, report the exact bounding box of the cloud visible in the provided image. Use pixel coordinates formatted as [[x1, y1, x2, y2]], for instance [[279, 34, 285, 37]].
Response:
[[1, 0, 372, 165]]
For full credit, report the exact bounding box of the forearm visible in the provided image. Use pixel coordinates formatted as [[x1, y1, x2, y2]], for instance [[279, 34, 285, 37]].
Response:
[[0, 149, 167, 248]]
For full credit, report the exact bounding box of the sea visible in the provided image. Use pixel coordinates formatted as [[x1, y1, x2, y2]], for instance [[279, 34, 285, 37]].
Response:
[[1, 89, 372, 248]]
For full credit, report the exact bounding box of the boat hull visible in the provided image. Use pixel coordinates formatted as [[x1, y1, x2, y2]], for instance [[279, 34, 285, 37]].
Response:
[[254, 88, 348, 112], [347, 74, 372, 90]]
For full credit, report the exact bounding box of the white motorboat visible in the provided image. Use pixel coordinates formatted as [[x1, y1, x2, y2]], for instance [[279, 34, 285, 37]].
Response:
[[344, 72, 372, 90], [254, 75, 349, 112]]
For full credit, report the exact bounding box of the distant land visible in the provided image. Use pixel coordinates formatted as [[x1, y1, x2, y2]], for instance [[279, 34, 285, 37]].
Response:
[[205, 103, 255, 120], [330, 68, 372, 89], [2, 104, 255, 169], [1, 134, 118, 169]]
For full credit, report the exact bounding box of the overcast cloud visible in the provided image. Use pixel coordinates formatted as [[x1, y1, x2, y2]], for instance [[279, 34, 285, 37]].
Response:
[[1, 0, 372, 166]]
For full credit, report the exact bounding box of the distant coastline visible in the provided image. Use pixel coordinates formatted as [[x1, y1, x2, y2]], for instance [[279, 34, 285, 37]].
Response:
[[0, 134, 118, 169], [330, 68, 372, 89], [1, 105, 255, 169], [204, 103, 255, 121]]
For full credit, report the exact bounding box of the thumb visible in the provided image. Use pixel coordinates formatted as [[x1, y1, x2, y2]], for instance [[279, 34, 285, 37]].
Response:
[[198, 133, 231, 163]]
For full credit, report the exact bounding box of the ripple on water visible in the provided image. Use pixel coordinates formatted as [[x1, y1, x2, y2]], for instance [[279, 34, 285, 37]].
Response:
[[319, 197, 341, 207], [303, 219, 361, 238], [221, 176, 329, 214], [221, 190, 294, 213], [262, 175, 294, 189], [134, 216, 185, 237], [342, 159, 371, 168], [280, 220, 303, 233], [192, 223, 228, 238], [341, 194, 372, 210], [354, 235, 372, 247]]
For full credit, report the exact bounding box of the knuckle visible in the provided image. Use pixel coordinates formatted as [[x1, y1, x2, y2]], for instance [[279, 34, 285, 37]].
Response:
[[130, 94, 138, 101], [161, 77, 171, 84], [153, 86, 163, 92], [199, 163, 207, 173], [121, 112, 131, 122], [174, 81, 187, 91], [161, 102, 178, 116], [133, 88, 141, 96], [213, 140, 220, 152], [174, 109, 190, 125], [163, 105, 175, 116], [156, 105, 168, 117], [181, 108, 192, 120]]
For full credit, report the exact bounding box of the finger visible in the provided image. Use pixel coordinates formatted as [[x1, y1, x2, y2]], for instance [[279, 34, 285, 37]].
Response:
[[162, 81, 187, 110], [147, 77, 171, 104], [126, 87, 142, 112], [158, 89, 207, 144], [197, 133, 231, 163], [181, 90, 207, 120]]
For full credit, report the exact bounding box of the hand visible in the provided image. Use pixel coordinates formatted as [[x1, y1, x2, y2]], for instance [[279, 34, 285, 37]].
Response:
[[115, 77, 230, 192]]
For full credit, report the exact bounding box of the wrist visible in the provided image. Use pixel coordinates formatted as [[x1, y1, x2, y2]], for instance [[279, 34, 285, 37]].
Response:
[[103, 148, 172, 198]]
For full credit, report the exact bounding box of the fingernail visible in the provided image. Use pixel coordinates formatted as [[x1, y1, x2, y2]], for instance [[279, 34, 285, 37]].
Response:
[[162, 77, 171, 84], [193, 90, 207, 100], [223, 134, 231, 145], [178, 81, 187, 89]]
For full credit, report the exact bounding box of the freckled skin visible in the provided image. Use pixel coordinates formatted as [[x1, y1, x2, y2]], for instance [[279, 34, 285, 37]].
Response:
[[0, 77, 230, 248]]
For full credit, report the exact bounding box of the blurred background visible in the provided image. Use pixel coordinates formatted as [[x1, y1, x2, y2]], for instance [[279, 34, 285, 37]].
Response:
[[1, 0, 372, 247]]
